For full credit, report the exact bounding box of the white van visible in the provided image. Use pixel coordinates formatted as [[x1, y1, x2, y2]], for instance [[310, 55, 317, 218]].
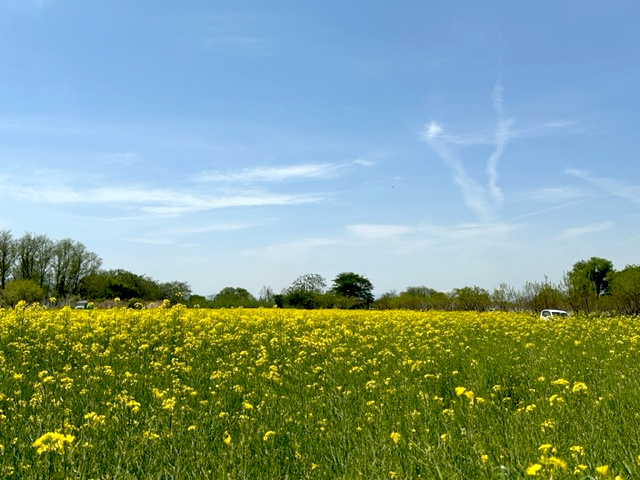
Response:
[[540, 309, 568, 319]]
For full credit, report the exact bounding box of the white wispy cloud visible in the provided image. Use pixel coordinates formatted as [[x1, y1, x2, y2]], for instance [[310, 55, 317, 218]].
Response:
[[126, 222, 257, 245], [242, 237, 348, 258], [423, 119, 578, 147], [347, 222, 515, 242], [199, 160, 372, 183], [0, 175, 322, 218], [521, 186, 590, 203], [346, 224, 415, 240], [563, 221, 615, 237], [243, 220, 516, 266], [199, 163, 346, 182], [422, 82, 514, 221], [512, 119, 584, 139], [353, 158, 377, 167], [566, 169, 640, 205]]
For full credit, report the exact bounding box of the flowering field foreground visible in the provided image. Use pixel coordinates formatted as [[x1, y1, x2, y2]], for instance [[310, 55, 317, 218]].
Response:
[[1, 305, 639, 479]]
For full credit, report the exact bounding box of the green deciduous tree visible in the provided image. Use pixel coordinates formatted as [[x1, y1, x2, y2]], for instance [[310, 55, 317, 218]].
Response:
[[159, 281, 192, 304], [380, 286, 449, 310], [279, 274, 329, 309], [210, 287, 256, 308], [564, 257, 614, 314], [331, 272, 374, 309], [289, 274, 327, 294], [450, 286, 491, 312], [2, 279, 44, 306], [609, 265, 640, 315], [78, 269, 162, 301], [52, 239, 103, 297]]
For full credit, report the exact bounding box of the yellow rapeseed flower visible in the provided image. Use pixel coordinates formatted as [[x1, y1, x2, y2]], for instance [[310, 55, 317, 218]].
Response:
[[540, 419, 555, 431], [161, 397, 176, 412], [455, 386, 466, 396], [571, 382, 588, 394], [83, 412, 106, 427], [569, 445, 585, 456], [548, 456, 567, 470], [526, 463, 542, 476], [548, 394, 564, 405], [263, 431, 276, 441], [595, 465, 609, 477], [142, 431, 160, 440], [538, 444, 553, 455], [574, 464, 588, 474], [126, 400, 141, 413], [32, 432, 75, 455], [390, 432, 401, 444], [223, 431, 231, 445]]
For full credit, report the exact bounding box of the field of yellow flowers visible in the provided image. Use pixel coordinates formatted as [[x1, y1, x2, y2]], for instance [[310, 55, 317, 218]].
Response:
[[1, 303, 639, 479]]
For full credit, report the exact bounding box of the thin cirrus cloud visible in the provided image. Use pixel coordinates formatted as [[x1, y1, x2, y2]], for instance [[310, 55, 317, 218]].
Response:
[[347, 222, 514, 242], [242, 237, 348, 259], [0, 177, 322, 218], [521, 186, 589, 204], [566, 168, 640, 206], [346, 224, 416, 240], [422, 83, 514, 221], [127, 222, 257, 245], [198, 162, 353, 183], [562, 221, 615, 238]]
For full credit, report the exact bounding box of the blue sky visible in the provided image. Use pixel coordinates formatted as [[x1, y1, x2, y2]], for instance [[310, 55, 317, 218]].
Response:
[[1, 0, 639, 297]]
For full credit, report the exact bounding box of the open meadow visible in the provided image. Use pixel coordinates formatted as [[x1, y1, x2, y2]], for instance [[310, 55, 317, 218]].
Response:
[[1, 303, 639, 479]]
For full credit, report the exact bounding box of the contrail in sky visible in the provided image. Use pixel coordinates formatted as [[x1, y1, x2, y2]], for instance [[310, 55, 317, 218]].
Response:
[[487, 84, 514, 204], [423, 83, 513, 221]]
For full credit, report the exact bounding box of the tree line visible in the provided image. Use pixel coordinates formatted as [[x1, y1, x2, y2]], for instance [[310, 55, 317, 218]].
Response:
[[376, 257, 640, 315], [0, 230, 102, 306], [0, 230, 192, 308], [206, 258, 640, 315], [183, 273, 374, 310], [1, 229, 639, 314]]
